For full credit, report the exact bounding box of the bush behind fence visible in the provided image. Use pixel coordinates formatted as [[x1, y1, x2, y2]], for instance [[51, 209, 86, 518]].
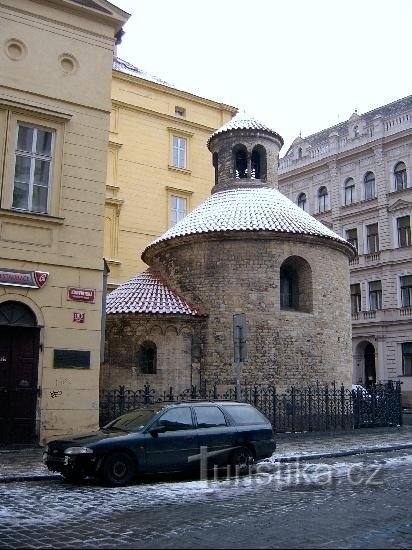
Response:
[[100, 381, 402, 433]]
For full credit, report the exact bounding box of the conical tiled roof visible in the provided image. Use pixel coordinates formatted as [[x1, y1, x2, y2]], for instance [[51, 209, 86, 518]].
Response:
[[106, 269, 204, 316], [143, 187, 354, 260], [207, 112, 284, 148]]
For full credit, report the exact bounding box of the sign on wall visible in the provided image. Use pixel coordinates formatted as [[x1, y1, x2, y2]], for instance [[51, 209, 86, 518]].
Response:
[[0, 268, 49, 288], [54, 349, 90, 369], [73, 312, 85, 323], [67, 287, 96, 303]]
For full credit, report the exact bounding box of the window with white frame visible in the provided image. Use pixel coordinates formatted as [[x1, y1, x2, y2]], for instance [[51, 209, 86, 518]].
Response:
[[346, 228, 358, 252], [344, 178, 355, 205], [12, 124, 54, 214], [394, 162, 407, 191], [170, 195, 187, 226], [172, 136, 187, 169], [297, 192, 307, 211], [318, 186, 328, 212], [402, 343, 412, 376], [397, 215, 411, 248], [350, 283, 361, 314], [364, 171, 376, 200], [400, 275, 412, 308], [369, 280, 382, 310], [366, 223, 379, 253]]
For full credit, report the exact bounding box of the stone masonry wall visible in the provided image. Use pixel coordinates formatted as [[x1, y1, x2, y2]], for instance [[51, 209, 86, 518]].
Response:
[[103, 314, 205, 393], [148, 233, 353, 391]]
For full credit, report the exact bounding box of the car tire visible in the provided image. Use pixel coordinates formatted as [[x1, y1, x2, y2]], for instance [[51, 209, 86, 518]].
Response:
[[100, 452, 136, 487], [230, 446, 255, 476], [61, 470, 86, 483]]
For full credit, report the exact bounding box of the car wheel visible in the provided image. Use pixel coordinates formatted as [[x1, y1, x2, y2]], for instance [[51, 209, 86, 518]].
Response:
[[100, 452, 136, 487], [62, 470, 86, 484], [230, 446, 255, 476]]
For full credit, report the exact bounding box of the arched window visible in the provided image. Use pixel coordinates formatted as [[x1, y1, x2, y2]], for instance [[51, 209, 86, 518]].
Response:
[[318, 186, 328, 213], [251, 145, 267, 180], [138, 341, 157, 374], [233, 145, 248, 179], [212, 152, 218, 185], [280, 256, 313, 313], [394, 161, 407, 191], [0, 301, 37, 326], [298, 147, 303, 159], [364, 172, 376, 200], [297, 192, 307, 211], [344, 178, 355, 205]]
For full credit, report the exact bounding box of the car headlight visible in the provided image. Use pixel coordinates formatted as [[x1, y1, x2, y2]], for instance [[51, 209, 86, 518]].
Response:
[[64, 447, 94, 455]]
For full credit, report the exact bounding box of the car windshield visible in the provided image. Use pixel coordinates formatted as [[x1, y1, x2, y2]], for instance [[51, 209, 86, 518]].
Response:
[[103, 409, 159, 432]]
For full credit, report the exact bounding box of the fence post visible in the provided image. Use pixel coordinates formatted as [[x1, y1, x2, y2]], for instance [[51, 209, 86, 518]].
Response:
[[119, 385, 125, 416], [272, 386, 277, 431]]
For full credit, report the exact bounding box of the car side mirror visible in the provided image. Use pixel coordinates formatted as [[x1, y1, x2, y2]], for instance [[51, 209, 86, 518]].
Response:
[[149, 426, 164, 437]]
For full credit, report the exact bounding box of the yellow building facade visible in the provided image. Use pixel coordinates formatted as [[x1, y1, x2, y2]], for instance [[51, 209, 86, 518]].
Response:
[[0, 0, 128, 444], [105, 58, 237, 287]]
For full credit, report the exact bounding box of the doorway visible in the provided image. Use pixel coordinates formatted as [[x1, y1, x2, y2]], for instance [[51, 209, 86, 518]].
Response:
[[0, 301, 39, 445], [364, 342, 376, 387]]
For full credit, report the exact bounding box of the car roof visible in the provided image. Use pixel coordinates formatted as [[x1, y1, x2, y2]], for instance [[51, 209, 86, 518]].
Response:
[[164, 401, 251, 407]]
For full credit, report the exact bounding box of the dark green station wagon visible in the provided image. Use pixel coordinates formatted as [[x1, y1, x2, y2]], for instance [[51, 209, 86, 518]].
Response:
[[43, 401, 276, 486]]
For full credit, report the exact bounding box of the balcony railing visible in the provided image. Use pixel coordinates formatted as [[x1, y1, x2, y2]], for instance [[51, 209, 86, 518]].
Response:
[[400, 306, 412, 317]]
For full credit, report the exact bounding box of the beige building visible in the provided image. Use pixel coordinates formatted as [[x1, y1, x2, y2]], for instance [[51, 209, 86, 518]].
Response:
[[105, 58, 237, 287], [278, 96, 412, 405], [0, 0, 128, 444]]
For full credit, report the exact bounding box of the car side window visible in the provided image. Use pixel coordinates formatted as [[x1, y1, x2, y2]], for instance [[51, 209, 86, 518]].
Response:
[[154, 407, 193, 431], [223, 405, 268, 425], [194, 406, 227, 428]]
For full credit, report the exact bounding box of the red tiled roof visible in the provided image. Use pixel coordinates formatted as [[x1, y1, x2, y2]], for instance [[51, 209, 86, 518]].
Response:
[[106, 269, 205, 317]]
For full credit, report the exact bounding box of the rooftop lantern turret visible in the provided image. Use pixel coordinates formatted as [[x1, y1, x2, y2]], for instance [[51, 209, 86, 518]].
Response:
[[207, 112, 284, 193]]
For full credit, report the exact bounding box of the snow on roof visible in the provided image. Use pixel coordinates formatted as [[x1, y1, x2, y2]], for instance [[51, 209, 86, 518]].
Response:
[[113, 57, 173, 87], [106, 269, 205, 316], [143, 187, 353, 258], [207, 112, 284, 148]]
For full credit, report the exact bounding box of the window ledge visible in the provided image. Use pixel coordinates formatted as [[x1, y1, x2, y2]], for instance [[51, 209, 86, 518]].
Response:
[[106, 259, 122, 265], [168, 165, 191, 175], [388, 187, 410, 197], [0, 208, 64, 225]]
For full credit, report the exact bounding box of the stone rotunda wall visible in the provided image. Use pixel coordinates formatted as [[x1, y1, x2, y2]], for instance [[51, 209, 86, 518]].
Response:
[[148, 233, 353, 390]]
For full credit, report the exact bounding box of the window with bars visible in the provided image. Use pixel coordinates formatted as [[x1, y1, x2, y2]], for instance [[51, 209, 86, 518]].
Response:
[[369, 280, 382, 310], [170, 195, 187, 226], [12, 124, 54, 214], [400, 275, 412, 308], [364, 172, 376, 200], [366, 223, 379, 253], [397, 216, 411, 248], [137, 341, 157, 374], [346, 228, 358, 252], [394, 162, 407, 191], [344, 178, 355, 205], [172, 136, 187, 169], [350, 283, 361, 314], [402, 343, 412, 376]]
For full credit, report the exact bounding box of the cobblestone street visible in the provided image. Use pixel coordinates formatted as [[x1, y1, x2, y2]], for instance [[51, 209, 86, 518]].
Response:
[[1, 449, 412, 548]]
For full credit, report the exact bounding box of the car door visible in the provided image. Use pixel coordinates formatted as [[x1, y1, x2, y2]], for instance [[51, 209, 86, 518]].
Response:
[[144, 406, 199, 473], [193, 405, 237, 468]]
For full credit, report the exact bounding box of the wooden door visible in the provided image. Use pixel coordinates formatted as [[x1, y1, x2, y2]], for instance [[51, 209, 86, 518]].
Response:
[[0, 326, 39, 445]]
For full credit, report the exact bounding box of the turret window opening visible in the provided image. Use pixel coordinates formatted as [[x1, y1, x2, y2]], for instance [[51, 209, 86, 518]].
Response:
[[233, 145, 248, 179], [138, 341, 157, 374], [212, 152, 218, 185], [251, 145, 267, 180], [280, 256, 313, 313]]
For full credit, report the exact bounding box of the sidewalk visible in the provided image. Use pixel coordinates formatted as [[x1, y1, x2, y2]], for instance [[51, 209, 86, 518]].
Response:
[[1, 425, 412, 483]]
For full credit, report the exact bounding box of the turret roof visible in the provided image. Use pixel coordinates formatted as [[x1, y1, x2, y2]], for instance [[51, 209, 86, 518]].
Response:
[[207, 112, 284, 148]]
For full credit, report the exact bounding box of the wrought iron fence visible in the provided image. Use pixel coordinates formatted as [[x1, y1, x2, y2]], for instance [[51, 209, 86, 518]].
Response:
[[99, 381, 403, 433]]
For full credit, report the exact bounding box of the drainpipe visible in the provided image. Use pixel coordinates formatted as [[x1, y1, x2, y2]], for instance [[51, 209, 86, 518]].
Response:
[[101, 259, 110, 364]]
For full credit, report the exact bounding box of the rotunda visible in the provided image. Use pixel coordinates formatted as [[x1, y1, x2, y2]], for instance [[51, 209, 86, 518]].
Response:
[[105, 114, 356, 392]]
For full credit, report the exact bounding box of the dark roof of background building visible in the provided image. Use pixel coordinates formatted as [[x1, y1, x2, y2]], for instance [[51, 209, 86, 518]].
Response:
[[113, 57, 173, 87], [106, 269, 205, 316]]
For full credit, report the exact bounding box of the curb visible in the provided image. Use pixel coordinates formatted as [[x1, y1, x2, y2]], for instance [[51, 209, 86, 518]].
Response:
[[1, 442, 412, 483]]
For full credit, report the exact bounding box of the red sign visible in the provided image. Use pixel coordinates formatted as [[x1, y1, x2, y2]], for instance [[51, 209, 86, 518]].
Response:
[[0, 268, 49, 288], [73, 312, 85, 323], [67, 287, 96, 303]]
